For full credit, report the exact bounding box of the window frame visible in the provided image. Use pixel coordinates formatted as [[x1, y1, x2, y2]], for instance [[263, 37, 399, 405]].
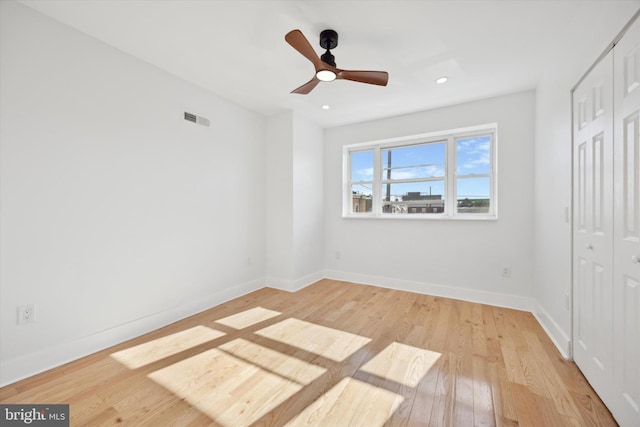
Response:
[[343, 123, 498, 220]]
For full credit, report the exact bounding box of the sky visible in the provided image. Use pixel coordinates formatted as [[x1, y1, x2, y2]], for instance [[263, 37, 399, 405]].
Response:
[[350, 135, 491, 200]]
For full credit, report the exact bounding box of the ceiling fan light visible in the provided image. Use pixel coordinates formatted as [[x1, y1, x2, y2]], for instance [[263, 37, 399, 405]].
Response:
[[316, 69, 337, 82]]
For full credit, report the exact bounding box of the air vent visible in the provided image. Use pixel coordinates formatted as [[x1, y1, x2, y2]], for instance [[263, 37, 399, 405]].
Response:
[[184, 111, 210, 127]]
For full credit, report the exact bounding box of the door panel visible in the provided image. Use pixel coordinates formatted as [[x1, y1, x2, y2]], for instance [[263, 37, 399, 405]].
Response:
[[612, 16, 640, 425], [573, 16, 640, 427], [572, 51, 614, 397], [593, 133, 605, 232], [621, 276, 639, 415], [576, 256, 589, 352], [622, 112, 639, 239]]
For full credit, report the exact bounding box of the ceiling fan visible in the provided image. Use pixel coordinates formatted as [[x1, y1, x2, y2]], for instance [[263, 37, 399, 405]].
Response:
[[285, 29, 389, 94]]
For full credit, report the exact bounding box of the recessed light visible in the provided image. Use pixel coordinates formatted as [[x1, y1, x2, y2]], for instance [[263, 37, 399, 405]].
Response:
[[321, 105, 330, 110], [435, 76, 448, 84]]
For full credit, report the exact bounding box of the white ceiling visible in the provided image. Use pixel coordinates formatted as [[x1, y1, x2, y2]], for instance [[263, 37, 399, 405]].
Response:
[[18, 0, 640, 128]]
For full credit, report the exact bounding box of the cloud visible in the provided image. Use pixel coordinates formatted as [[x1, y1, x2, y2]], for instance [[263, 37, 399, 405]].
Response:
[[462, 152, 490, 169], [388, 165, 445, 179], [458, 138, 490, 171], [355, 167, 374, 180]]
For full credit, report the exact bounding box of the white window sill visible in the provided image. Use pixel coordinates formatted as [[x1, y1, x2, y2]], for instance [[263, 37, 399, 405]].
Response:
[[342, 214, 498, 221]]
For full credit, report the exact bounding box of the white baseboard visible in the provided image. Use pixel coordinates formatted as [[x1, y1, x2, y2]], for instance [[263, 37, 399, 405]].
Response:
[[265, 270, 324, 293], [0, 278, 265, 387], [532, 302, 572, 359], [323, 269, 533, 311]]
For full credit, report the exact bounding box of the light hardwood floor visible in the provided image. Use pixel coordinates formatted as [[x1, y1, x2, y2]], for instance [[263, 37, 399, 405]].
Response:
[[1, 280, 617, 426]]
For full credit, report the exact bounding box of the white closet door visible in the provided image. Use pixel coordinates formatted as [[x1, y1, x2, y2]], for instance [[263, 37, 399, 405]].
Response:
[[612, 16, 640, 426], [572, 51, 615, 403]]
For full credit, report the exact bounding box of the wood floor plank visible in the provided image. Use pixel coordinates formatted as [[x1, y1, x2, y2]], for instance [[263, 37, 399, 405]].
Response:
[[402, 296, 443, 426], [510, 382, 547, 427], [0, 280, 619, 426], [486, 359, 518, 426], [452, 301, 475, 427], [427, 352, 456, 427], [472, 354, 494, 427]]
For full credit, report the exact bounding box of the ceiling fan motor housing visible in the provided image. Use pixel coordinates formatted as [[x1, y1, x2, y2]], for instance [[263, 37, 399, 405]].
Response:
[[319, 29, 338, 50], [320, 29, 338, 66]]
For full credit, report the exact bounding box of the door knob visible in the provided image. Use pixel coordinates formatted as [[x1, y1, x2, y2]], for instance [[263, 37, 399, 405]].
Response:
[[632, 255, 640, 264], [585, 243, 594, 250]]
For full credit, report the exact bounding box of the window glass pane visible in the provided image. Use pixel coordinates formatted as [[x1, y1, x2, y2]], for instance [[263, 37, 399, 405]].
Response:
[[381, 143, 445, 180], [381, 181, 445, 214], [351, 184, 372, 213], [456, 136, 491, 175], [457, 177, 491, 214], [351, 150, 374, 182]]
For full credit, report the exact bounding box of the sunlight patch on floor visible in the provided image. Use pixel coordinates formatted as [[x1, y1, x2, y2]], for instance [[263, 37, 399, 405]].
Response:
[[255, 318, 371, 362], [218, 338, 326, 385], [111, 325, 226, 369], [285, 377, 404, 426], [359, 341, 441, 387], [148, 347, 302, 426], [214, 306, 282, 329]]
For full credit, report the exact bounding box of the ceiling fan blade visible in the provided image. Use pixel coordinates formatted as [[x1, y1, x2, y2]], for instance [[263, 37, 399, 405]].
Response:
[[291, 77, 321, 94], [285, 29, 323, 70], [336, 70, 389, 86]]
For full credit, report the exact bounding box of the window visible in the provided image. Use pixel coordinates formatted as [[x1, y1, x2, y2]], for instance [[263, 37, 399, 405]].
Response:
[[344, 124, 497, 219]]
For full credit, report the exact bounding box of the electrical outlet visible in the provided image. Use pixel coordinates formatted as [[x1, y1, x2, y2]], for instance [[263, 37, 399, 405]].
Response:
[[336, 251, 341, 260], [501, 265, 511, 277], [17, 304, 35, 325]]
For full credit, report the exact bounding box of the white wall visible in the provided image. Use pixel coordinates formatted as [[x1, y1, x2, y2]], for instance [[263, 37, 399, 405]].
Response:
[[266, 112, 324, 290], [266, 112, 294, 283], [0, 1, 266, 385], [532, 69, 577, 357], [292, 114, 324, 283], [324, 91, 535, 309]]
